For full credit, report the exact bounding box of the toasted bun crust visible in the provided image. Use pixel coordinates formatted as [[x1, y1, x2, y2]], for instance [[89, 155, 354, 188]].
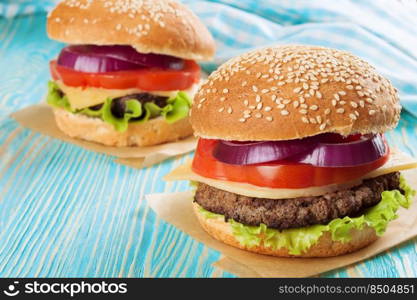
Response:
[[53, 108, 193, 147], [47, 0, 215, 61], [191, 45, 401, 141], [193, 203, 378, 257]]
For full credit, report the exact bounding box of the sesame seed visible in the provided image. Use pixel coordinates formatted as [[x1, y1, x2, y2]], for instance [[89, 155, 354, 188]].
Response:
[[264, 106, 272, 112], [252, 86, 258, 92], [369, 110, 376, 115], [334, 94, 340, 101], [299, 109, 308, 114], [293, 101, 299, 108], [239, 118, 246, 123], [336, 108, 345, 114], [244, 100, 249, 106], [281, 110, 289, 116], [302, 117, 309, 123], [359, 100, 365, 107], [366, 98, 373, 104], [293, 87, 302, 93], [218, 107, 224, 112], [261, 89, 269, 94], [316, 91, 322, 99], [255, 113, 262, 118], [227, 107, 233, 114], [324, 108, 331, 115], [266, 116, 274, 122], [349, 113, 357, 120], [350, 101, 358, 108], [310, 105, 318, 111], [257, 103, 263, 110], [338, 91, 347, 96], [277, 104, 285, 109], [256, 95, 261, 103], [346, 85, 354, 90], [220, 97, 226, 102], [223, 88, 229, 94], [320, 123, 326, 130], [316, 116, 322, 124], [310, 118, 317, 124]]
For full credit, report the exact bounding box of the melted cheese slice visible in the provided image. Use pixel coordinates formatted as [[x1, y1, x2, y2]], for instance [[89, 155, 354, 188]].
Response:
[[164, 149, 417, 199], [56, 80, 200, 110]]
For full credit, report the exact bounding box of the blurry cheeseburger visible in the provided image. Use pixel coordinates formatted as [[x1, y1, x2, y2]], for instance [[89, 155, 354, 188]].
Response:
[[167, 45, 417, 257], [46, 0, 215, 147]]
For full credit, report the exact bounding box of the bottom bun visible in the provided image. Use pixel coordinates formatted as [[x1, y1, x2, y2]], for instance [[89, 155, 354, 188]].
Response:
[[53, 108, 194, 147], [193, 203, 378, 257]]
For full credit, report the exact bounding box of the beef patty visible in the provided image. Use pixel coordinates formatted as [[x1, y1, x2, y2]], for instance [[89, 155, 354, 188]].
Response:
[[89, 93, 169, 118], [194, 172, 402, 230]]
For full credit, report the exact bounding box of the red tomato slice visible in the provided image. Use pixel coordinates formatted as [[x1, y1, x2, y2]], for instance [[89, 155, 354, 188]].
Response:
[[192, 138, 389, 189], [50, 60, 201, 91]]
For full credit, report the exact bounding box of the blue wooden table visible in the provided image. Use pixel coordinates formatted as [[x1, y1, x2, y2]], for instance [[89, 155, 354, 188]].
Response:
[[1, 12, 417, 278]]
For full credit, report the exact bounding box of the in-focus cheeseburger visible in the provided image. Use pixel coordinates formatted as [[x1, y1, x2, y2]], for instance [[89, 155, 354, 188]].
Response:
[[167, 45, 417, 257], [46, 0, 215, 147]]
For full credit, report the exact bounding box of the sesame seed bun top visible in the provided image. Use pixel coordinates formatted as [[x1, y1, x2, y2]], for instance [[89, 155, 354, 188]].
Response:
[[191, 45, 401, 141], [47, 0, 216, 61]]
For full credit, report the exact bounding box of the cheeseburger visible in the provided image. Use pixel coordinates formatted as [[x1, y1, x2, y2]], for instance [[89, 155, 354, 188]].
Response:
[[46, 0, 215, 147], [167, 45, 417, 257]]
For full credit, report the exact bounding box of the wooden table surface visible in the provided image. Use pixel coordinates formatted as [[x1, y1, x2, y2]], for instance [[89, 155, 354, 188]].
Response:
[[1, 13, 416, 278]]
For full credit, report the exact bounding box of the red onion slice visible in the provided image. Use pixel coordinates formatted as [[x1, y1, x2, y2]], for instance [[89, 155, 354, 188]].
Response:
[[292, 134, 387, 167], [213, 133, 387, 167], [57, 45, 184, 73], [212, 135, 329, 165]]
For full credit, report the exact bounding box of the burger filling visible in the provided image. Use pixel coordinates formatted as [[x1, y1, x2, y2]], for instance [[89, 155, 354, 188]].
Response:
[[195, 172, 403, 230], [194, 174, 414, 255], [47, 81, 192, 132], [47, 45, 201, 132]]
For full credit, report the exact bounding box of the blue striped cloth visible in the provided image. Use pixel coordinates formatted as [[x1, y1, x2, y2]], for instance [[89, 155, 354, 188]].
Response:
[[2, 0, 417, 117]]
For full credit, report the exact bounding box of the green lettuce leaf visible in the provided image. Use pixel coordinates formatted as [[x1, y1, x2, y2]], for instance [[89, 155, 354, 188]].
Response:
[[46, 81, 192, 132], [198, 176, 415, 255], [46, 81, 73, 112]]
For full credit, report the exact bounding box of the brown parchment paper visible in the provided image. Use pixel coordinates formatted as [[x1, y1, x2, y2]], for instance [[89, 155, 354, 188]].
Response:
[[146, 168, 417, 278], [11, 104, 196, 168]]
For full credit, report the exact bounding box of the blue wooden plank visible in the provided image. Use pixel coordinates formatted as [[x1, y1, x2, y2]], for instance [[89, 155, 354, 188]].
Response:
[[0, 13, 416, 278]]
